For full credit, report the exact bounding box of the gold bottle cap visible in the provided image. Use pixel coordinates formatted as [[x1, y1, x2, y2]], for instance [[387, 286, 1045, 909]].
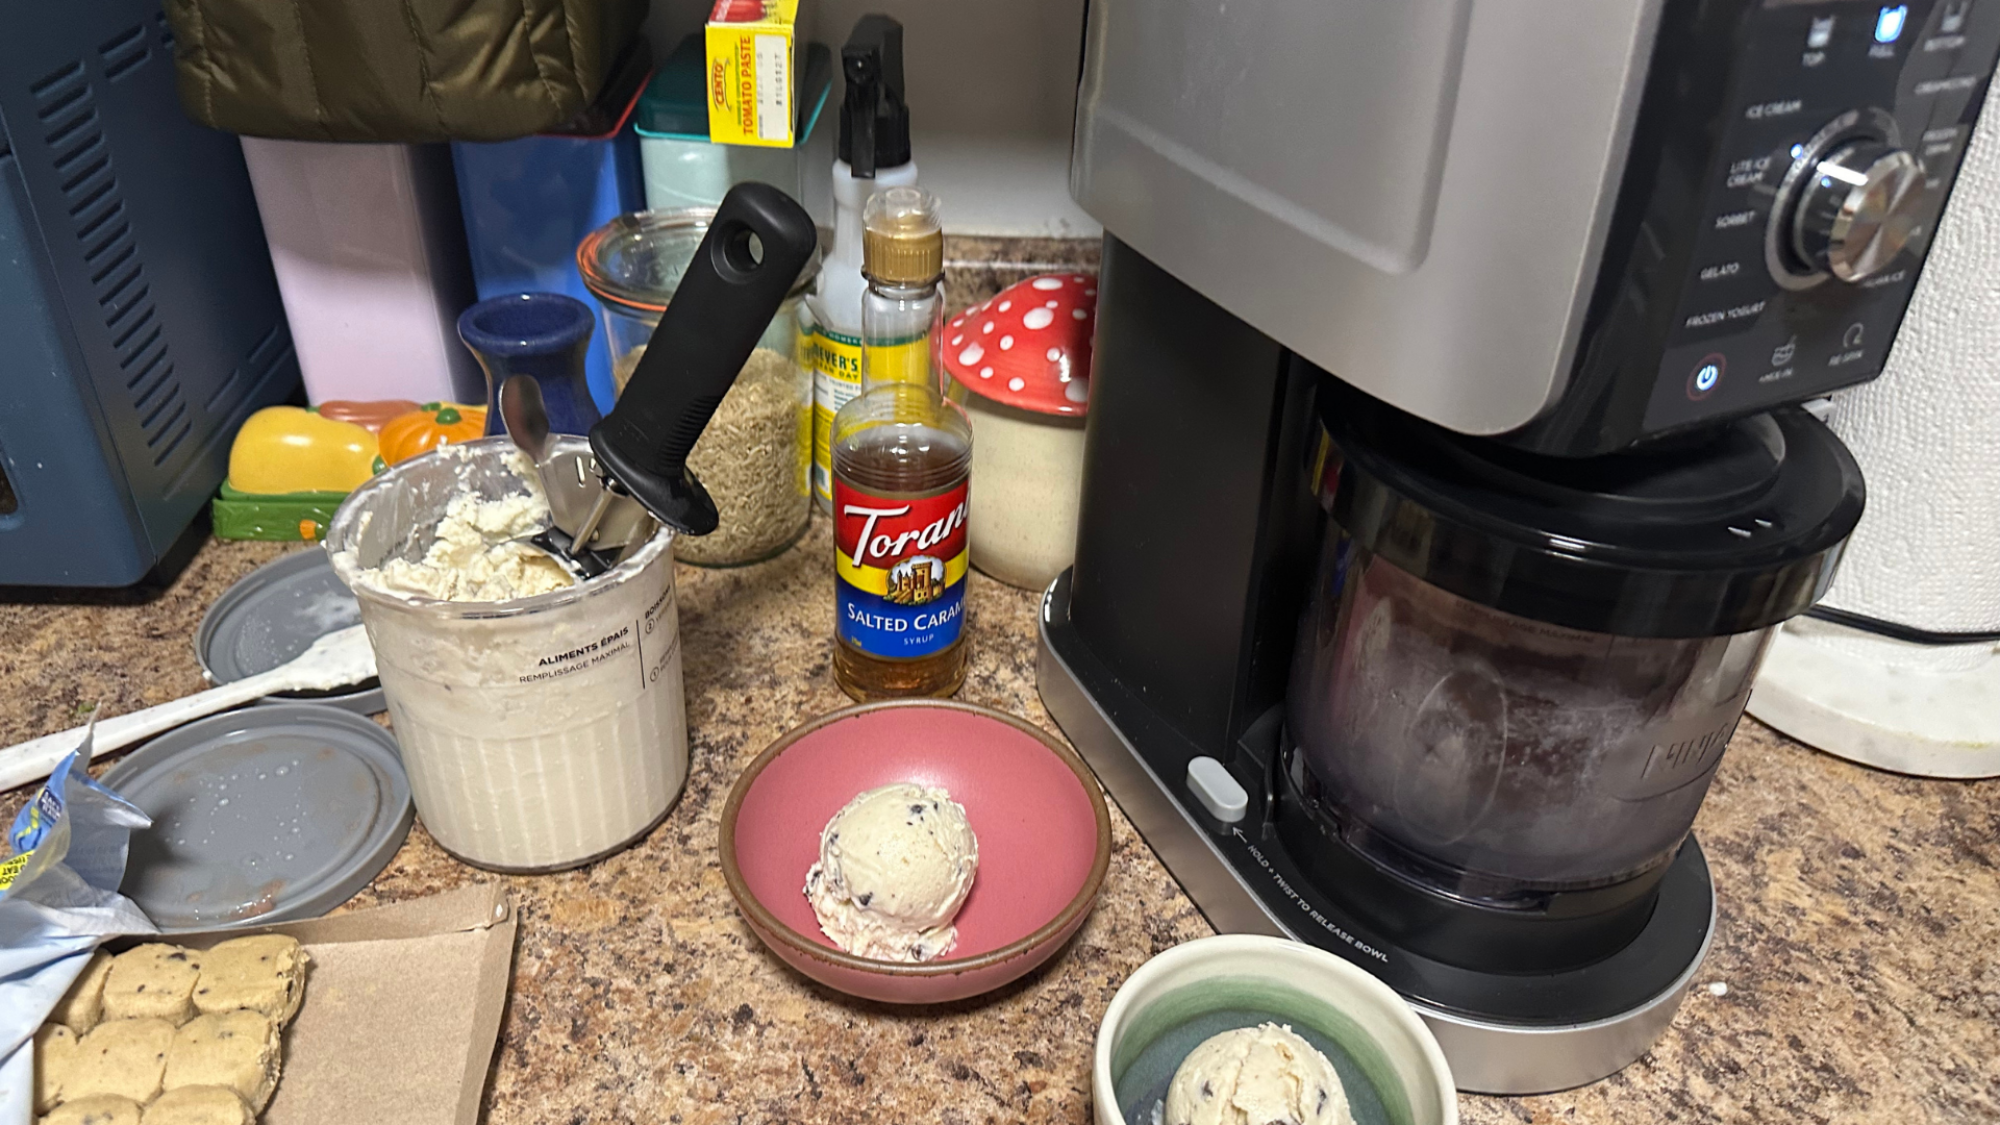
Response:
[[862, 187, 944, 285]]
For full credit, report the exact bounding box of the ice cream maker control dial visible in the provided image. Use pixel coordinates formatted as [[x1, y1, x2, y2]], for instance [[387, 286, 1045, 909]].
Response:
[[1768, 109, 1930, 288]]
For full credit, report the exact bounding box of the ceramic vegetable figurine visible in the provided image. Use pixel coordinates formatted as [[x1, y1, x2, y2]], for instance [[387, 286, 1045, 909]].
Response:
[[227, 406, 379, 493], [317, 399, 421, 432], [213, 405, 382, 541], [215, 401, 491, 540], [377, 403, 488, 466]]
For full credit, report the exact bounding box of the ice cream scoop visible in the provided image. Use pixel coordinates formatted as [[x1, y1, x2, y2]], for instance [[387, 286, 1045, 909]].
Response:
[[1163, 1023, 1354, 1125], [804, 782, 979, 962]]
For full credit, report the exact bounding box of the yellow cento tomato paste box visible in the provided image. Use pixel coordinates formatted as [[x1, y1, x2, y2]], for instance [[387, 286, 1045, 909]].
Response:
[[706, 0, 802, 147]]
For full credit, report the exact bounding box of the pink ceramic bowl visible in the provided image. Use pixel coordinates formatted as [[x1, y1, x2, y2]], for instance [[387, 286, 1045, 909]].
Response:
[[720, 700, 1112, 1004]]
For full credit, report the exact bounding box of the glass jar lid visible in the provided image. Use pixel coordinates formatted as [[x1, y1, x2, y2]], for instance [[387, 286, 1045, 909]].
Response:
[[577, 207, 821, 315]]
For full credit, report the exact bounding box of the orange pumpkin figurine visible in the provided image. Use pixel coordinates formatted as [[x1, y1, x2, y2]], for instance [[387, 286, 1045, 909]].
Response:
[[377, 402, 489, 466]]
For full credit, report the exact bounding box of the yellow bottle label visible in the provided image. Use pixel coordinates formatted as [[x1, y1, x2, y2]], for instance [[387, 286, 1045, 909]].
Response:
[[867, 339, 930, 388], [810, 328, 864, 504], [791, 326, 813, 499], [810, 328, 934, 503]]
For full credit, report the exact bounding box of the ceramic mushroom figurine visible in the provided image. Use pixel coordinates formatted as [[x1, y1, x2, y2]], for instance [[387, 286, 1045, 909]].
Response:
[[940, 272, 1096, 590]]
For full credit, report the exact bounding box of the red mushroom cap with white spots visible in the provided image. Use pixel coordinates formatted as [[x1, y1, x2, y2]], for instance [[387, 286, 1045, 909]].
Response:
[[941, 272, 1096, 417]]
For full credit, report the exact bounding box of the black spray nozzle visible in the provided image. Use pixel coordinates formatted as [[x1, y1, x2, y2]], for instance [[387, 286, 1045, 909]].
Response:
[[839, 14, 911, 178]]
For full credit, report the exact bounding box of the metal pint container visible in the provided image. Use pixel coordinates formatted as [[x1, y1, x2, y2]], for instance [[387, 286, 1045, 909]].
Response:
[[325, 437, 686, 872]]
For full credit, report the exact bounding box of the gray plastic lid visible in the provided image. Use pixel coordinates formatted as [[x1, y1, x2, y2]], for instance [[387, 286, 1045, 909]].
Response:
[[103, 703, 413, 933], [197, 548, 385, 715]]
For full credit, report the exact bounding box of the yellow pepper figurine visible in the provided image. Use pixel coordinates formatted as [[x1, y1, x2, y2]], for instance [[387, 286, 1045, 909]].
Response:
[[227, 406, 380, 494], [213, 405, 383, 542], [214, 402, 488, 540]]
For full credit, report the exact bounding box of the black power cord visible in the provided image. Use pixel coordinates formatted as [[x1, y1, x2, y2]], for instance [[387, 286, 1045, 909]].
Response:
[[1805, 605, 2000, 647]]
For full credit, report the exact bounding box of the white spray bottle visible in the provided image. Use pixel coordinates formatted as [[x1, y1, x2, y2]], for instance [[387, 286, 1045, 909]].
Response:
[[808, 13, 919, 508]]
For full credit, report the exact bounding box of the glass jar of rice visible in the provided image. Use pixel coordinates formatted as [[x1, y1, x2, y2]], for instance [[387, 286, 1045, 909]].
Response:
[[578, 208, 818, 566]]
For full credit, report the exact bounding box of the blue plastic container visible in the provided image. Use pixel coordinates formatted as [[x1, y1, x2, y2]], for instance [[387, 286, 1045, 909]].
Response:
[[452, 98, 646, 416]]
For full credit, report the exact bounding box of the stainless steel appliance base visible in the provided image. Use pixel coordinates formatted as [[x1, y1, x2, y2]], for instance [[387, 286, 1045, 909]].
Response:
[[1035, 575, 1714, 1095]]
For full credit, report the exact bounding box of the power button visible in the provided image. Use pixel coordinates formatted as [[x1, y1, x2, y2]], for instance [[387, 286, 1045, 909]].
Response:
[[1688, 354, 1726, 400]]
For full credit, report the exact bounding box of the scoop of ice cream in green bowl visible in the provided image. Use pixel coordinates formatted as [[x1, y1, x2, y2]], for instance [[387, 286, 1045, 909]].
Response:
[[1096, 934, 1457, 1125]]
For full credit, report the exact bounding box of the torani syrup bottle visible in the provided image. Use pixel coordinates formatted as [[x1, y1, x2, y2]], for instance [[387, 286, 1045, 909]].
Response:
[[829, 188, 972, 700]]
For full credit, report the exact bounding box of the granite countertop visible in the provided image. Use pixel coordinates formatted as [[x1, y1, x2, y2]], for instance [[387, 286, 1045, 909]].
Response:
[[4, 239, 1996, 1125]]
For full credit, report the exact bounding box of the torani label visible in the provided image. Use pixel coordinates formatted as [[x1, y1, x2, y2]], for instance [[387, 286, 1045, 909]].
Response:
[[832, 480, 969, 658]]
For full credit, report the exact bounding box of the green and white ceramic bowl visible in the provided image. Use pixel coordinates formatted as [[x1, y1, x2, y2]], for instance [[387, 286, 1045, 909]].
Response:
[[1095, 935, 1457, 1125]]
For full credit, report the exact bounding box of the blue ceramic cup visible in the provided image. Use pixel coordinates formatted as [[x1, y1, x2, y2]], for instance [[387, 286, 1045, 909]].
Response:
[[457, 292, 601, 437]]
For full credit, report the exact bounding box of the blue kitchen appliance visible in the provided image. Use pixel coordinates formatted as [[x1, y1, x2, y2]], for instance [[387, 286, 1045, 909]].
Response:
[[0, 0, 298, 587]]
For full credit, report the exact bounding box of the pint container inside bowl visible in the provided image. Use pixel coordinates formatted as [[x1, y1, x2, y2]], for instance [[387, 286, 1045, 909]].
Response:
[[325, 436, 688, 872], [1096, 935, 1456, 1125]]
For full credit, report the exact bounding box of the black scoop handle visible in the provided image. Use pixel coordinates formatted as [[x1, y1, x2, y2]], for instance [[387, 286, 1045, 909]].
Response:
[[589, 182, 819, 536]]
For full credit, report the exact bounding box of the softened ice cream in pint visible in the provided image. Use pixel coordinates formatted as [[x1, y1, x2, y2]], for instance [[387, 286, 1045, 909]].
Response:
[[1163, 1023, 1353, 1125], [359, 488, 574, 601], [327, 440, 687, 871], [804, 783, 979, 961]]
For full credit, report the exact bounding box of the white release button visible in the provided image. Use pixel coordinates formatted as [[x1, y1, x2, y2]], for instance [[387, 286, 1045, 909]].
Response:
[[1186, 756, 1249, 823]]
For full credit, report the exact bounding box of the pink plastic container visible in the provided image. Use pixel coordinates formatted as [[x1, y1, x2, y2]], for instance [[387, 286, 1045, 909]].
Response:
[[240, 138, 482, 405]]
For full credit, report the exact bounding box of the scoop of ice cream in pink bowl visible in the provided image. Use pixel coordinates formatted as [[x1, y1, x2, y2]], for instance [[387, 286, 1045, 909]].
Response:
[[720, 700, 1112, 1004]]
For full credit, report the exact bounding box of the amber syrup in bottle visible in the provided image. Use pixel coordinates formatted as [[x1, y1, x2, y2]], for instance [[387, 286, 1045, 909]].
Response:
[[830, 187, 973, 700]]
